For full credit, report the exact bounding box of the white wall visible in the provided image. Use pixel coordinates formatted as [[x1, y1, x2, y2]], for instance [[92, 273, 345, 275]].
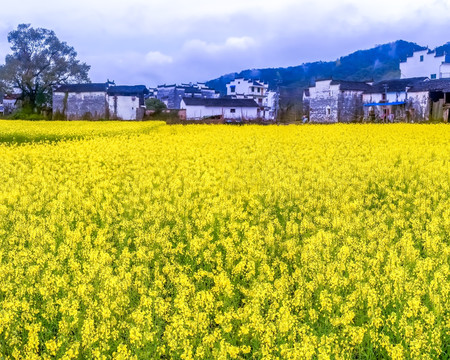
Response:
[[108, 95, 139, 120], [183, 104, 258, 120], [226, 79, 267, 96], [441, 63, 450, 79], [400, 50, 446, 79]]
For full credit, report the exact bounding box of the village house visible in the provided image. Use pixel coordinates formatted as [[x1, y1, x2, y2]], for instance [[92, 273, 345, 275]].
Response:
[[225, 78, 278, 120], [304, 79, 372, 123], [180, 97, 259, 121], [53, 83, 110, 119], [107, 85, 149, 120], [156, 83, 220, 109], [400, 48, 450, 79], [2, 93, 21, 115], [362, 77, 427, 122], [407, 79, 450, 122], [53, 82, 149, 120]]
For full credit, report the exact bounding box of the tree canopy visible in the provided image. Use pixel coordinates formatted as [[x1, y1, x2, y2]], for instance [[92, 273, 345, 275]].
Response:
[[145, 98, 167, 113], [0, 24, 90, 112]]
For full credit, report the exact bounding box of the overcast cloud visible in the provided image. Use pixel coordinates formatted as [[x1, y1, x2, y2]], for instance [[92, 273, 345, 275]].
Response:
[[0, 0, 448, 86]]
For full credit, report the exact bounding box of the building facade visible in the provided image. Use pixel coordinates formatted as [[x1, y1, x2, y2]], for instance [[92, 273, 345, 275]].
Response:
[[400, 49, 450, 79], [225, 78, 278, 120], [180, 98, 259, 121], [362, 78, 427, 122], [53, 83, 148, 120], [304, 80, 372, 123], [156, 83, 220, 109], [408, 79, 450, 122]]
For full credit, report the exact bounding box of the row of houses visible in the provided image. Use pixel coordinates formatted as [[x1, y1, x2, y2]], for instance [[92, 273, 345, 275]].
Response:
[[43, 78, 279, 121], [2, 47, 448, 122], [304, 48, 450, 123], [52, 82, 149, 120], [150, 79, 279, 121], [304, 77, 450, 123]]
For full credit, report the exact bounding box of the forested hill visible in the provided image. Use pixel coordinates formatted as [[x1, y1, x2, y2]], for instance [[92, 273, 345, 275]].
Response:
[[206, 40, 446, 95]]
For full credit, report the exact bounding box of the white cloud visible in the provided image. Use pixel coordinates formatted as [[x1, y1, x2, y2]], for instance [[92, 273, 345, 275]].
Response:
[[0, 0, 449, 84], [145, 51, 173, 65], [183, 36, 256, 54]]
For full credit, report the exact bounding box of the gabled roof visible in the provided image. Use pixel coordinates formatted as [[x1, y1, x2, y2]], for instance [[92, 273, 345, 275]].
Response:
[[182, 98, 259, 108], [408, 79, 450, 92], [54, 83, 109, 93], [107, 85, 149, 96], [330, 80, 373, 91], [183, 87, 202, 94], [364, 77, 427, 94], [252, 81, 265, 87]]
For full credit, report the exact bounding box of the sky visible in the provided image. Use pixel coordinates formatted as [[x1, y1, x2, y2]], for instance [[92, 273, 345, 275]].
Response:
[[0, 0, 449, 87]]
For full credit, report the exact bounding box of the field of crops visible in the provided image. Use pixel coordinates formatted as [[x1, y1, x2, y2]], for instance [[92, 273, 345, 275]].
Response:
[[0, 121, 449, 359]]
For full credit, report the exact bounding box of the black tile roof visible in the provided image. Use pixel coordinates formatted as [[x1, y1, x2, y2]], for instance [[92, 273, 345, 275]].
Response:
[[408, 79, 450, 92], [107, 85, 149, 95], [364, 77, 427, 94], [54, 83, 109, 93], [330, 80, 373, 91], [182, 98, 259, 108], [252, 81, 265, 87], [183, 87, 202, 94]]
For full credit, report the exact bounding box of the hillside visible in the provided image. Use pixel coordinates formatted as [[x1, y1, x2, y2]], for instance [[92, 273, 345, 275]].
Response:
[[206, 40, 429, 96]]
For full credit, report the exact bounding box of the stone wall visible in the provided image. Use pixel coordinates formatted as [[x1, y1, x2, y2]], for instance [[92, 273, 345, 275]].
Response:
[[53, 92, 108, 120], [338, 92, 364, 122]]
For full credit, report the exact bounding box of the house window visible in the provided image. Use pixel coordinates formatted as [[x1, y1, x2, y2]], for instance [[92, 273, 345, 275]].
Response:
[[230, 86, 235, 93], [382, 93, 387, 101], [251, 87, 254, 92], [230, 109, 236, 113], [431, 74, 437, 79], [326, 106, 331, 115], [420, 55, 424, 62]]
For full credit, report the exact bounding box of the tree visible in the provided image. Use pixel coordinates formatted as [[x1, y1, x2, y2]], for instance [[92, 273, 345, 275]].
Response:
[[145, 98, 167, 113], [0, 24, 90, 112]]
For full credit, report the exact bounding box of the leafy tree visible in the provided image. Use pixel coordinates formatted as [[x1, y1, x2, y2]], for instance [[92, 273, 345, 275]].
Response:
[[0, 24, 90, 112], [145, 98, 167, 113]]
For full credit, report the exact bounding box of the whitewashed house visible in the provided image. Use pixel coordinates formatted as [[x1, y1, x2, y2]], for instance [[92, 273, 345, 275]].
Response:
[[156, 83, 220, 109], [226, 78, 268, 106], [225, 78, 278, 120], [400, 49, 450, 79], [53, 83, 148, 120], [304, 79, 372, 123], [362, 77, 427, 121], [180, 98, 259, 121], [107, 85, 148, 120], [2, 94, 20, 115], [407, 79, 450, 122]]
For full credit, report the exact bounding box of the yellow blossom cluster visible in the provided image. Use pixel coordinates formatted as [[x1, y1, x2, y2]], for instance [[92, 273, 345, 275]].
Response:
[[0, 122, 449, 359]]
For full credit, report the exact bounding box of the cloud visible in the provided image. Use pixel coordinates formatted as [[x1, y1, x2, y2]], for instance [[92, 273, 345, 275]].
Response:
[[0, 0, 449, 85], [183, 36, 256, 55], [145, 51, 173, 65]]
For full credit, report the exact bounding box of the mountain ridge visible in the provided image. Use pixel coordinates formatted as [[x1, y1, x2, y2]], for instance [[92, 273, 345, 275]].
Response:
[[206, 40, 450, 97]]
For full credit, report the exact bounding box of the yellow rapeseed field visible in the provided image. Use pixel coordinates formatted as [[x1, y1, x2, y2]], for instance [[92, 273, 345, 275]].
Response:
[[0, 121, 449, 359]]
